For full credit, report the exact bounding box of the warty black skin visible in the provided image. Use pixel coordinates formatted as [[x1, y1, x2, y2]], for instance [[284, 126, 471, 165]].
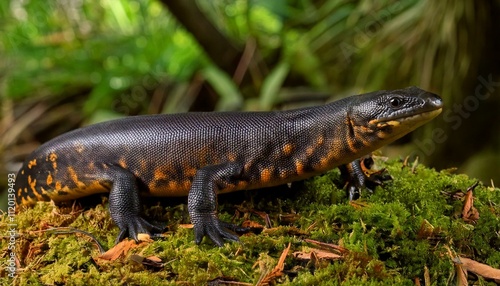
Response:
[[14, 86, 443, 246]]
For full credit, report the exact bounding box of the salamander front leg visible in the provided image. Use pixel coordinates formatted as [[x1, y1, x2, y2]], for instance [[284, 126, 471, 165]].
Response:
[[188, 163, 247, 246], [339, 157, 390, 200], [106, 165, 163, 244]]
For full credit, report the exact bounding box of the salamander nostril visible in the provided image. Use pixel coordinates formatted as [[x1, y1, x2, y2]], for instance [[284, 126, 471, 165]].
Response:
[[420, 91, 443, 109], [429, 96, 443, 108]]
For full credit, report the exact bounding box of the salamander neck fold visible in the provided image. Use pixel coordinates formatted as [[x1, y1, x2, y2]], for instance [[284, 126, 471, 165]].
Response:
[[275, 103, 374, 174]]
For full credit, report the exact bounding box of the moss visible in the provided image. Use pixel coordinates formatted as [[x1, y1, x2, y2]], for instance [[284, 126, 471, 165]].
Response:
[[1, 159, 499, 285]]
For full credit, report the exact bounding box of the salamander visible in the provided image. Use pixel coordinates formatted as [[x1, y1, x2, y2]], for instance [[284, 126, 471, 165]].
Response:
[[14, 86, 443, 246]]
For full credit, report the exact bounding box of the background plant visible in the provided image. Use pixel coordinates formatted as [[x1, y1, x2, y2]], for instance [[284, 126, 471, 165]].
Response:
[[1, 0, 499, 212]]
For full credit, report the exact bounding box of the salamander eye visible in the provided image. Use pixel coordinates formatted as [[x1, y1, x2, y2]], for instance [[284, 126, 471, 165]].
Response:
[[389, 97, 404, 108]]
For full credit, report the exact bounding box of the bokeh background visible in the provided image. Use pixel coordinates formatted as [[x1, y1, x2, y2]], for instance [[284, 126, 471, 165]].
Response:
[[1, 0, 499, 208]]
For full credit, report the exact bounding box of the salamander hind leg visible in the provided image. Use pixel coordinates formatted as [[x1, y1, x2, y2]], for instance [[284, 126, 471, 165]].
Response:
[[106, 165, 164, 244], [188, 162, 248, 247]]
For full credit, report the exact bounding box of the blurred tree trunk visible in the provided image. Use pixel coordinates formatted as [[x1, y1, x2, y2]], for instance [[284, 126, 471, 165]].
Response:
[[158, 0, 244, 111], [158, 0, 242, 75]]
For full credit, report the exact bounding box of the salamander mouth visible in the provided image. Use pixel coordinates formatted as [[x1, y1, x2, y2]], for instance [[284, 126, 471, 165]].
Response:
[[378, 107, 442, 123], [370, 108, 443, 131]]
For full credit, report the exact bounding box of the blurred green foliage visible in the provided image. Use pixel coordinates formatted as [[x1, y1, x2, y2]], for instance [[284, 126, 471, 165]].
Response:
[[2, 0, 431, 115], [2, 0, 495, 115], [1, 0, 204, 117]]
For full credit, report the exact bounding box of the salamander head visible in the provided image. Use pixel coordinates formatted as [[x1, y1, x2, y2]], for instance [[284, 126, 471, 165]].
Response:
[[349, 86, 443, 143]]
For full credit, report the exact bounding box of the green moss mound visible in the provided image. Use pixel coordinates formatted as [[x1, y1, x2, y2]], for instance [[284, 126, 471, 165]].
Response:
[[1, 159, 499, 285]]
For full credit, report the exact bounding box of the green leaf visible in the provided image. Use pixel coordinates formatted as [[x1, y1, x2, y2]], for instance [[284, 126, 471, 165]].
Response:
[[259, 61, 289, 110], [202, 65, 243, 111]]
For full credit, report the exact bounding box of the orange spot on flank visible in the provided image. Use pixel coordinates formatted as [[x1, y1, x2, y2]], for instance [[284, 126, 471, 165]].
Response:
[[185, 168, 197, 177], [282, 143, 294, 156], [237, 181, 248, 189], [182, 180, 191, 190], [168, 181, 179, 191], [154, 169, 168, 181], [319, 157, 329, 167], [49, 153, 57, 161], [46, 173, 53, 185], [316, 135, 325, 146], [118, 158, 127, 168], [295, 160, 304, 175], [305, 146, 315, 157], [49, 153, 58, 169], [139, 159, 148, 171], [260, 168, 273, 183], [27, 175, 37, 195], [228, 153, 237, 161], [21, 196, 35, 206], [27, 159, 37, 169], [67, 167, 85, 188], [28, 176, 42, 200], [75, 143, 85, 154]]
